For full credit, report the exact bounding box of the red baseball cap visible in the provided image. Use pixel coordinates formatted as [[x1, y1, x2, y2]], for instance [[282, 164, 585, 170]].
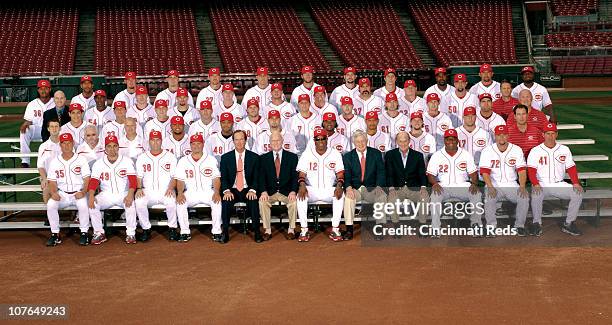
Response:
[[444, 129, 458, 138], [114, 101, 127, 109], [358, 78, 371, 86], [340, 96, 353, 106], [298, 94, 310, 103], [246, 98, 259, 107], [37, 80, 51, 88], [521, 66, 534, 74], [136, 86, 148, 95], [219, 112, 234, 122], [190, 134, 204, 143], [222, 83, 234, 92], [323, 112, 336, 121], [268, 110, 281, 118], [410, 112, 423, 120], [154, 99, 168, 108], [171, 116, 185, 125], [479, 93, 493, 101], [313, 128, 326, 138], [167, 70, 180, 77], [176, 87, 188, 97], [69, 103, 84, 112], [543, 123, 558, 132], [256, 67, 268, 75], [385, 93, 398, 102], [384, 67, 396, 77], [404, 80, 417, 88], [480, 64, 493, 73], [463, 106, 477, 116], [434, 67, 447, 75], [59, 133, 73, 143], [301, 66, 314, 74], [494, 125, 509, 135], [271, 83, 282, 91], [454, 74, 467, 83], [105, 135, 119, 145], [199, 100, 213, 110], [343, 67, 356, 74], [426, 93, 440, 103], [149, 130, 163, 140], [365, 111, 378, 120], [94, 89, 106, 97], [314, 86, 325, 94], [80, 75, 92, 83], [208, 67, 220, 76], [124, 71, 136, 79]]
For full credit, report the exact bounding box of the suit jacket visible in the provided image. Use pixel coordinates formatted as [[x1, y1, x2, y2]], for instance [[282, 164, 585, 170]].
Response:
[[384, 148, 428, 188], [343, 147, 386, 189], [41, 107, 70, 142], [220, 149, 260, 193], [258, 149, 299, 196]]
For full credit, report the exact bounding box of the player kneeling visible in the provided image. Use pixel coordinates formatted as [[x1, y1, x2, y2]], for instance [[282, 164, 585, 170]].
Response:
[[87, 135, 139, 245], [45, 133, 92, 246], [175, 134, 223, 243], [135, 131, 176, 242], [296, 128, 345, 242]]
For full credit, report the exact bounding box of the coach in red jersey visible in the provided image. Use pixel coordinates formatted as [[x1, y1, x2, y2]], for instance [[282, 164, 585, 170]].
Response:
[[508, 104, 544, 158], [492, 81, 519, 120]]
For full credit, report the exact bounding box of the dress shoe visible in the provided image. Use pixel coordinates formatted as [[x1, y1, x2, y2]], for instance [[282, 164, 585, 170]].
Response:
[[254, 232, 263, 243], [286, 232, 296, 240], [221, 232, 229, 244]]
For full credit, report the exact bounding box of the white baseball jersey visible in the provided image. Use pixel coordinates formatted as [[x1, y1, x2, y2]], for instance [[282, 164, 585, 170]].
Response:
[[113, 89, 137, 107], [136, 150, 177, 192], [76, 142, 105, 168], [408, 131, 436, 161], [144, 118, 172, 142], [423, 110, 453, 151], [265, 101, 296, 129], [101, 120, 144, 142], [70, 93, 96, 111], [155, 88, 194, 109], [476, 111, 506, 140], [242, 84, 272, 111], [175, 152, 220, 192], [352, 95, 384, 117], [306, 131, 350, 154], [47, 153, 91, 192], [297, 146, 345, 188], [479, 143, 526, 185], [447, 92, 479, 126], [337, 114, 366, 150], [398, 96, 425, 116], [236, 116, 269, 143], [310, 102, 338, 117], [188, 119, 220, 139], [329, 84, 359, 109], [527, 143, 576, 184], [168, 106, 199, 126], [126, 104, 155, 128], [290, 83, 321, 108], [288, 112, 322, 154], [85, 106, 115, 132], [214, 102, 245, 123], [119, 135, 145, 161], [162, 134, 191, 159], [427, 147, 477, 187], [469, 81, 501, 100], [253, 129, 298, 155], [60, 122, 90, 148], [196, 85, 236, 109], [423, 84, 456, 115], [373, 86, 405, 101], [367, 130, 392, 153], [204, 132, 235, 161], [511, 82, 552, 111], [24, 98, 55, 126], [456, 126, 491, 167], [91, 155, 136, 194], [379, 111, 409, 142], [37, 139, 61, 171]]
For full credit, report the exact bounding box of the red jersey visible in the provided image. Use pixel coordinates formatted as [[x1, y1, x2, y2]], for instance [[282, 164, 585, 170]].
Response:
[[492, 97, 519, 121], [508, 124, 544, 158], [506, 108, 548, 131]]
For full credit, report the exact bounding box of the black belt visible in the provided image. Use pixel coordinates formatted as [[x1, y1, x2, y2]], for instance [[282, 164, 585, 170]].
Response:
[[64, 191, 77, 194]]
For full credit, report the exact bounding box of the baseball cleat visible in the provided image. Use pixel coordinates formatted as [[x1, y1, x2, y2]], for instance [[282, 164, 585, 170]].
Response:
[[91, 233, 107, 245], [471, 223, 484, 238], [79, 232, 90, 246], [515, 227, 527, 237], [178, 234, 191, 242], [298, 232, 310, 242], [329, 229, 343, 242], [530, 223, 543, 237], [561, 222, 582, 236], [46, 234, 62, 247], [125, 235, 137, 244], [342, 231, 353, 241], [168, 228, 179, 241], [139, 229, 151, 242], [212, 234, 222, 242]]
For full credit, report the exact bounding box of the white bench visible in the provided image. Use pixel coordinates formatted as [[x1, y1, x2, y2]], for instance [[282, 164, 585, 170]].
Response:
[[0, 138, 41, 144], [557, 139, 595, 145], [557, 124, 584, 130], [574, 155, 609, 162]]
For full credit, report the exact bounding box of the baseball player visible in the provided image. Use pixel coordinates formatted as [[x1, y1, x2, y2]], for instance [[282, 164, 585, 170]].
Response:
[[353, 78, 384, 116], [492, 80, 519, 120], [113, 72, 138, 107], [242, 67, 272, 110], [70, 75, 96, 111], [85, 90, 115, 133], [162, 116, 191, 159], [512, 66, 555, 122], [59, 103, 89, 148], [76, 125, 105, 168], [329, 67, 359, 109], [336, 96, 366, 150], [126, 86, 155, 128], [252, 110, 297, 154], [188, 100, 221, 138], [135, 130, 177, 242], [308, 112, 349, 154], [45, 133, 92, 246], [422, 93, 453, 151], [119, 117, 145, 161], [205, 112, 236, 161], [168, 87, 199, 127], [479, 125, 529, 236], [101, 100, 143, 141], [144, 99, 172, 142], [154, 70, 194, 109], [469, 64, 501, 100], [236, 98, 269, 148], [456, 107, 491, 168], [88, 135, 138, 244], [408, 112, 436, 163], [423, 67, 455, 117], [427, 129, 482, 236], [264, 83, 295, 129], [175, 134, 223, 242], [37, 119, 62, 203], [196, 67, 236, 109], [20, 79, 55, 167], [398, 79, 425, 116], [296, 128, 345, 242], [379, 93, 409, 142], [288, 94, 322, 154], [214, 83, 245, 123], [447, 73, 479, 126], [528, 123, 583, 236], [365, 111, 392, 153], [311, 86, 337, 116], [476, 93, 506, 138], [374, 68, 405, 100], [290, 66, 321, 108], [507, 89, 548, 131]]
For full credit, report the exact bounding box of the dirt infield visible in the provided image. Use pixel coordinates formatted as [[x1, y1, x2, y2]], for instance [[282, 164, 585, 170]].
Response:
[[1, 227, 611, 324]]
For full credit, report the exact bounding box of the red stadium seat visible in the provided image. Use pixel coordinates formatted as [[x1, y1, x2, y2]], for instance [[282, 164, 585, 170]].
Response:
[[550, 0, 599, 16]]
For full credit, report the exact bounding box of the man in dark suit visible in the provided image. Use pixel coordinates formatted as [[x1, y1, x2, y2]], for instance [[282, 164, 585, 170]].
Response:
[[385, 131, 429, 230], [343, 130, 386, 240], [41, 90, 70, 142], [258, 130, 299, 240], [220, 130, 262, 243]]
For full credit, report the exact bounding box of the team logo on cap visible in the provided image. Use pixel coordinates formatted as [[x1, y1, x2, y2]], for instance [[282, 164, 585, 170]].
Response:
[[38, 80, 51, 88], [247, 98, 259, 107], [209, 67, 220, 75], [271, 83, 282, 91], [426, 93, 440, 103], [344, 67, 356, 74], [125, 72, 136, 79], [202, 168, 213, 177], [301, 66, 313, 74], [81, 75, 92, 83], [222, 84, 234, 92], [220, 112, 234, 122], [200, 100, 213, 110], [457, 162, 467, 171], [340, 97, 353, 105], [94, 89, 106, 97], [167, 70, 179, 77], [298, 94, 310, 102], [358, 78, 370, 86], [59, 133, 73, 142], [154, 99, 168, 108], [323, 112, 336, 121], [177, 88, 188, 97], [314, 86, 325, 93], [257, 67, 268, 75], [434, 67, 446, 75]]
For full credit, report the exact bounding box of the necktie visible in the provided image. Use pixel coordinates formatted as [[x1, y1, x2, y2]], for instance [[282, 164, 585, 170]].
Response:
[[275, 152, 281, 179], [360, 152, 366, 182], [236, 153, 244, 191]]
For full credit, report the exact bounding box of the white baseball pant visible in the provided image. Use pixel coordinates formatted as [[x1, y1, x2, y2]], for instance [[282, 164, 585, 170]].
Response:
[[89, 191, 137, 235], [46, 191, 91, 234], [430, 186, 483, 229], [484, 185, 529, 227], [176, 190, 222, 235], [20, 124, 42, 164], [134, 192, 174, 231], [531, 182, 582, 224], [297, 186, 345, 230]]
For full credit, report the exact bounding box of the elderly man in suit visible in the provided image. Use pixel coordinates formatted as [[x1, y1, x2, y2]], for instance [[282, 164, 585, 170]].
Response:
[[220, 130, 262, 243], [342, 130, 386, 240], [258, 130, 299, 240]]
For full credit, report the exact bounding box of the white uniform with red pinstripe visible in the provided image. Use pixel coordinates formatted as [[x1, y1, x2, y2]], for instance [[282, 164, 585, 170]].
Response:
[[470, 81, 501, 100], [408, 131, 436, 163], [60, 122, 90, 148], [456, 126, 491, 168], [288, 113, 322, 154], [352, 95, 384, 117], [367, 130, 392, 153], [398, 96, 425, 117], [264, 102, 296, 130], [188, 119, 220, 139], [213, 102, 245, 123], [337, 115, 366, 150], [253, 129, 298, 155], [446, 92, 479, 127], [237, 117, 269, 148], [85, 106, 115, 133], [162, 134, 191, 159], [423, 111, 453, 151], [144, 118, 172, 142], [476, 112, 506, 140], [204, 132, 235, 162], [378, 111, 409, 143]]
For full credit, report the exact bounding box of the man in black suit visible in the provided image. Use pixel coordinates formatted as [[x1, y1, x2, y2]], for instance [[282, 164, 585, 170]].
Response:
[[342, 130, 386, 240], [258, 130, 299, 240], [220, 130, 262, 243], [41, 90, 70, 142], [385, 131, 429, 229]]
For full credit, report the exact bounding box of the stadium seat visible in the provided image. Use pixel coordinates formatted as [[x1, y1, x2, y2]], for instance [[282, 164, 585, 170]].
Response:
[[550, 0, 599, 16], [552, 56, 612, 74], [545, 31, 612, 47]]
